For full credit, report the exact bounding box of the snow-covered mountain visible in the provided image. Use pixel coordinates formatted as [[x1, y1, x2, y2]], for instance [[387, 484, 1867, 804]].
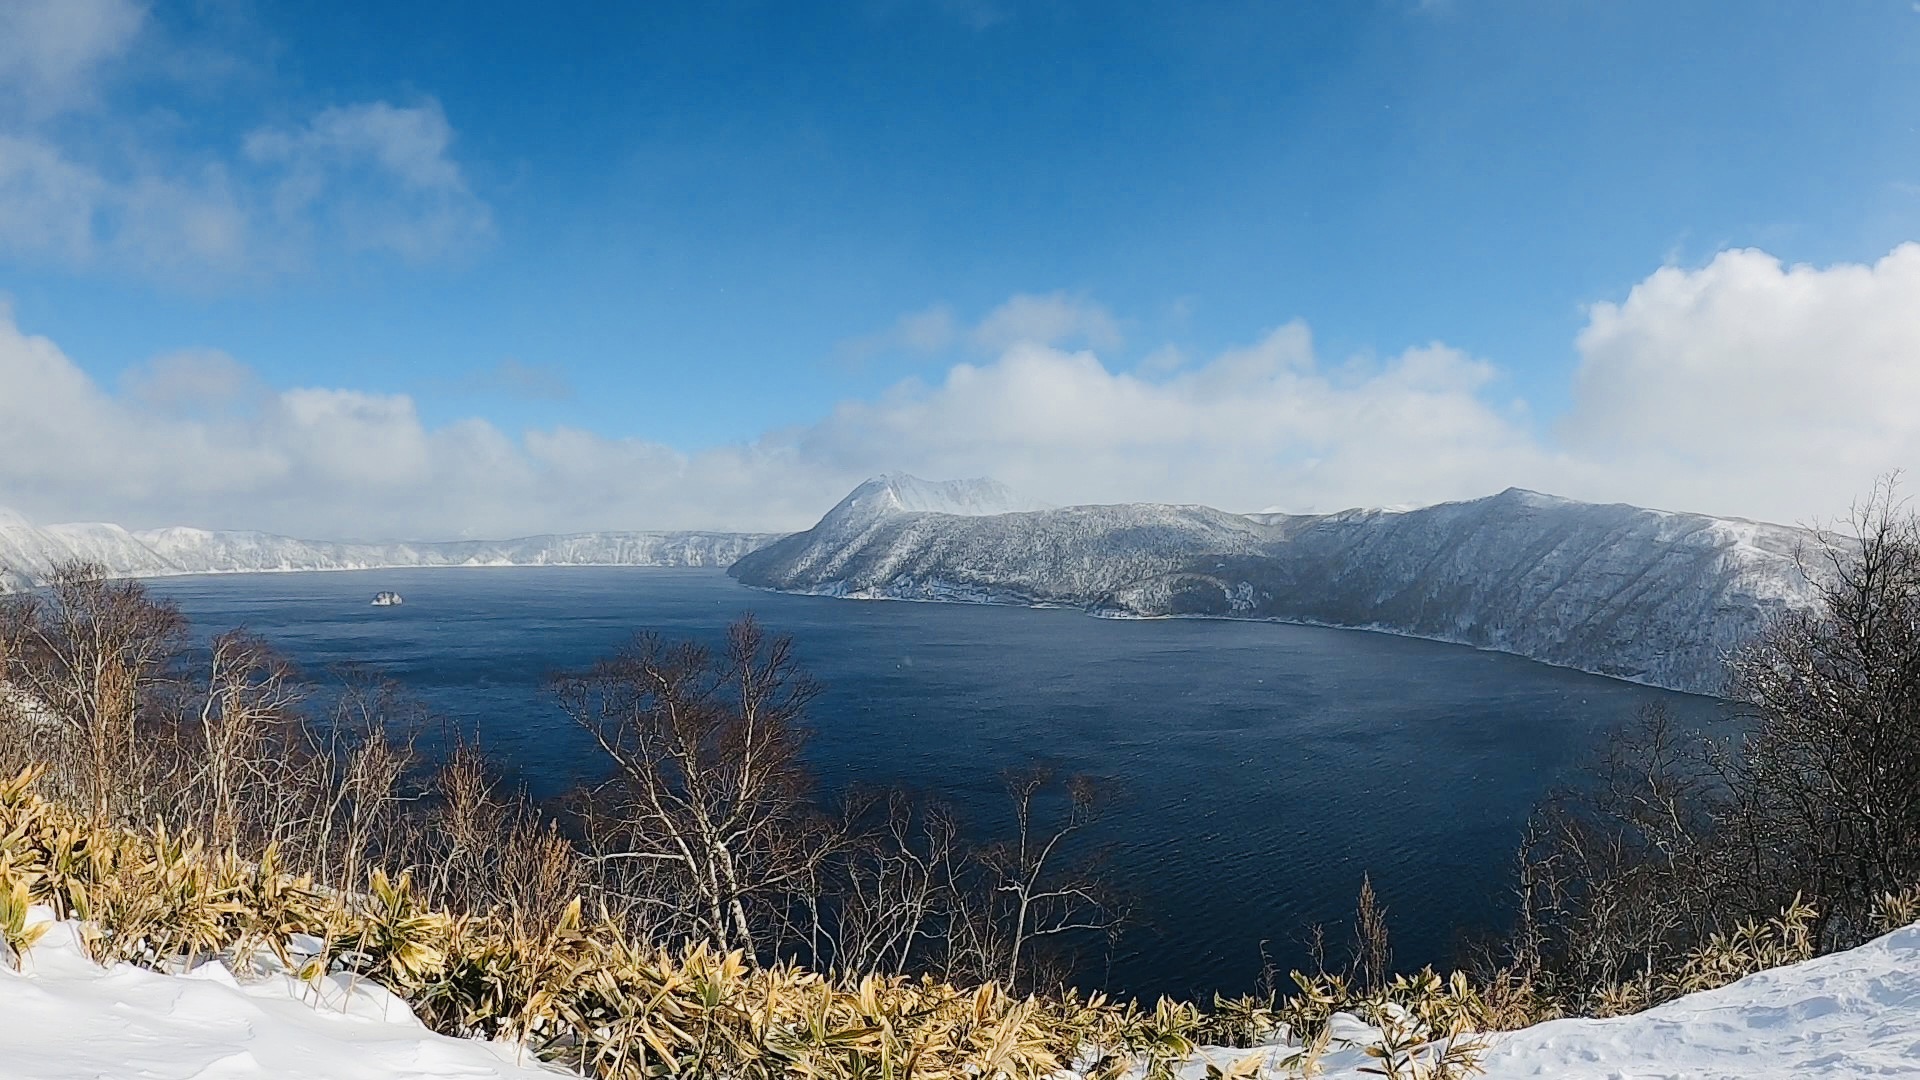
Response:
[[834, 472, 1051, 520], [0, 509, 780, 591], [731, 476, 1819, 694]]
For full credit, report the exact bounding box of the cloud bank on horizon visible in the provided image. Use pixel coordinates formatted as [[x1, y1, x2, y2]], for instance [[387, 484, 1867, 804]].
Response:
[[2, 2, 1915, 540], [2, 243, 1917, 540]]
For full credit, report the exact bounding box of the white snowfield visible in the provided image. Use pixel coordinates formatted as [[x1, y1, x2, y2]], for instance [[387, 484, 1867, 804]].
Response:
[[4, 901, 1918, 1080], [0, 907, 562, 1079]]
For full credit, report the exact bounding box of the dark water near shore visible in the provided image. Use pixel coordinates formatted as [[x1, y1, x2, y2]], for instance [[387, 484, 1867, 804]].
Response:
[[145, 566, 1723, 1000]]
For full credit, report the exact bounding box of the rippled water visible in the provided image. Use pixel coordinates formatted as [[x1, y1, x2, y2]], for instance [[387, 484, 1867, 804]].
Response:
[[145, 566, 1724, 1000]]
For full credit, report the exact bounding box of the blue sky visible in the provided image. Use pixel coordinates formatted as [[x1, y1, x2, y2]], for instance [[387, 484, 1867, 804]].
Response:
[[2, 1, 1920, 537]]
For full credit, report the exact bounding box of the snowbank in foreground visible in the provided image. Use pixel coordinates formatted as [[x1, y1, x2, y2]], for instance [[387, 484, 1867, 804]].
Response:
[[5, 899, 1917, 1079], [1154, 922, 1920, 1079], [0, 907, 561, 1079], [1472, 922, 1920, 1078]]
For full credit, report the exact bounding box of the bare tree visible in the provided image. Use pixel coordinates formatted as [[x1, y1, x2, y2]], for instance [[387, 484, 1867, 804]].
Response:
[[1512, 477, 1920, 1000], [955, 767, 1120, 989], [1512, 703, 1725, 992], [0, 562, 186, 822], [1722, 476, 1920, 946], [555, 616, 839, 958], [810, 787, 964, 976], [177, 631, 307, 848]]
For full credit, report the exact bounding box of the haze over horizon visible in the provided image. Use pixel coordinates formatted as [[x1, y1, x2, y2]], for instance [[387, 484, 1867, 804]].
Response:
[[3, 2, 1919, 538]]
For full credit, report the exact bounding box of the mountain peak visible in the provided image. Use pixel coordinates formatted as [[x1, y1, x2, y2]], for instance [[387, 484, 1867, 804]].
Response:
[[832, 474, 1049, 521]]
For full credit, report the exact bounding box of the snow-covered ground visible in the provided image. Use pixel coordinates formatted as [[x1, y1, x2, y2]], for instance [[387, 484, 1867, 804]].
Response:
[[6, 901, 1918, 1079], [1473, 922, 1920, 1077], [1148, 922, 1920, 1079], [0, 908, 561, 1079]]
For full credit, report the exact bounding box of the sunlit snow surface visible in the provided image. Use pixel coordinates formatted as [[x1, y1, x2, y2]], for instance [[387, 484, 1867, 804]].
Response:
[[0, 908, 561, 1079], [6, 902, 1918, 1079], [1142, 923, 1920, 1079]]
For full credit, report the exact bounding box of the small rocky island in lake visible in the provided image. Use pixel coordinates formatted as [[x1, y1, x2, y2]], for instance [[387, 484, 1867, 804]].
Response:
[[371, 591, 404, 607]]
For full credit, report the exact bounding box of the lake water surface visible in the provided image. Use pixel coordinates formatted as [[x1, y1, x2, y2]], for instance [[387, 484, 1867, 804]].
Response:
[[145, 566, 1724, 1000]]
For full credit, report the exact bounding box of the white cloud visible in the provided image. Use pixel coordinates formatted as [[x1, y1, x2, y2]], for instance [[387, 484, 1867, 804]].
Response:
[[802, 323, 1544, 513], [3, 245, 1918, 539], [0, 135, 103, 259], [0, 133, 253, 272], [0, 5, 490, 277], [119, 348, 264, 414], [0, 309, 848, 538], [0, 0, 145, 118], [1559, 244, 1920, 521], [244, 100, 493, 261], [972, 291, 1125, 352]]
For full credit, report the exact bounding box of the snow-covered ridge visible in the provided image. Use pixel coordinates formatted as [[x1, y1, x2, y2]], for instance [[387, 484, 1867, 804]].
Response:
[[826, 473, 1052, 524], [0, 511, 782, 592], [731, 477, 1820, 695]]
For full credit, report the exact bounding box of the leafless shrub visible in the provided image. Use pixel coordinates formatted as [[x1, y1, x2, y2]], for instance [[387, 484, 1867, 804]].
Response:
[[1512, 477, 1920, 1007], [1351, 873, 1393, 994], [1720, 475, 1920, 947], [0, 562, 185, 822], [1511, 702, 1725, 995], [942, 766, 1123, 990], [172, 630, 307, 849], [409, 743, 584, 931], [802, 786, 962, 976], [554, 616, 847, 958]]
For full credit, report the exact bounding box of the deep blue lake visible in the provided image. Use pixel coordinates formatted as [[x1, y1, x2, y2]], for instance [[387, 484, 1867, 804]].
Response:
[[145, 566, 1723, 1000]]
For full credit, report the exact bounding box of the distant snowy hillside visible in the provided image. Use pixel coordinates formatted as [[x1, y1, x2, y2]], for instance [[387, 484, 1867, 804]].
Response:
[[0, 508, 780, 590], [731, 477, 1818, 694]]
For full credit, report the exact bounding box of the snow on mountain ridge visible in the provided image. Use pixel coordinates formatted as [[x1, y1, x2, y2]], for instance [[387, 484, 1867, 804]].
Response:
[[0, 516, 783, 589], [829, 473, 1050, 523], [732, 479, 1821, 694]]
